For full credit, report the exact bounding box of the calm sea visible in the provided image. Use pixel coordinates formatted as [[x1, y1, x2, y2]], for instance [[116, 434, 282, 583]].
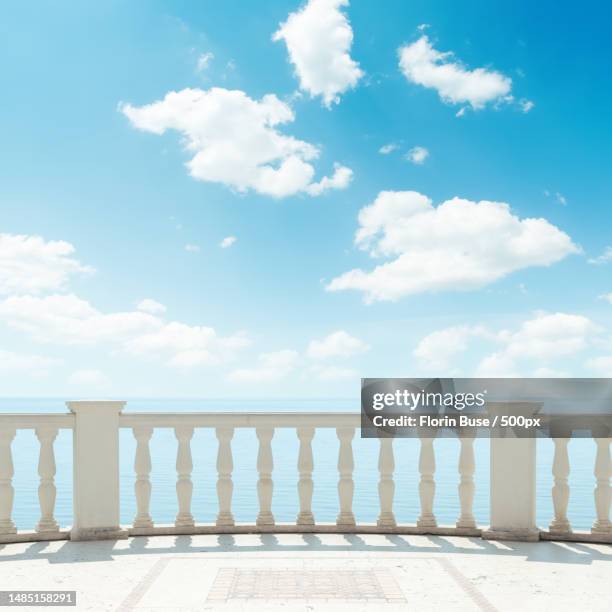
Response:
[[1, 398, 599, 532]]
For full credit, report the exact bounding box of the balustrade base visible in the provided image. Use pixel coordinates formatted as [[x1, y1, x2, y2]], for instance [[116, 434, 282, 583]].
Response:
[[540, 530, 612, 544], [482, 527, 540, 542], [70, 527, 128, 541]]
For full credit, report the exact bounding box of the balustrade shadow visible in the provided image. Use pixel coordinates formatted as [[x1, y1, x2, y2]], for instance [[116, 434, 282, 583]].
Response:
[[0, 534, 610, 566]]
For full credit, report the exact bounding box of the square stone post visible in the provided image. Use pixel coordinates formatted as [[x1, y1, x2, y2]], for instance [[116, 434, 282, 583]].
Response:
[[482, 402, 541, 542], [67, 400, 128, 541]]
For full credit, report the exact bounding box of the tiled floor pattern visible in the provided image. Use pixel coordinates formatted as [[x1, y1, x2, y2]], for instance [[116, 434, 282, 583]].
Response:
[[206, 568, 406, 603]]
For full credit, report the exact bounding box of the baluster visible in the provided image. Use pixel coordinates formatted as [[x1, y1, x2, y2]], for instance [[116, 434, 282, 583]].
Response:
[[256, 427, 275, 526], [377, 437, 396, 528], [174, 426, 194, 527], [549, 438, 571, 533], [216, 427, 234, 527], [456, 431, 476, 529], [417, 432, 437, 529], [336, 427, 356, 526], [132, 427, 153, 529], [35, 427, 59, 532], [296, 427, 315, 526], [0, 428, 16, 535], [592, 437, 611, 535]]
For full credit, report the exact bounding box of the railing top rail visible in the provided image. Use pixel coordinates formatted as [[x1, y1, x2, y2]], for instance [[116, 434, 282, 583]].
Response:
[[119, 411, 361, 428], [0, 413, 75, 429]]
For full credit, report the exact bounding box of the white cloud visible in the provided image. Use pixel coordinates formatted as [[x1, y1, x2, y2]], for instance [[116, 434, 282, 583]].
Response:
[[0, 350, 61, 372], [0, 294, 248, 368], [599, 293, 612, 304], [121, 87, 351, 198], [587, 356, 612, 376], [405, 146, 429, 165], [273, 0, 363, 107], [588, 247, 612, 265], [228, 349, 299, 382], [68, 368, 110, 388], [196, 51, 214, 72], [476, 313, 597, 376], [309, 364, 356, 380], [327, 191, 579, 302], [137, 298, 167, 315], [556, 192, 567, 205], [307, 330, 369, 359], [305, 163, 353, 196], [519, 99, 535, 113], [220, 236, 237, 248], [125, 322, 250, 367], [398, 36, 512, 110], [0, 233, 92, 296], [414, 325, 489, 371], [379, 143, 398, 155], [185, 244, 201, 253], [414, 312, 597, 376]]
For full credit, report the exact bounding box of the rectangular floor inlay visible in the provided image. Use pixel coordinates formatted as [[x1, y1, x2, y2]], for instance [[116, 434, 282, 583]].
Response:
[[207, 568, 406, 602]]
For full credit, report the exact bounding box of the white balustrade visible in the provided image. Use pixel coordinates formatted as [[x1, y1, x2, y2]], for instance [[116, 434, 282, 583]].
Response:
[[377, 437, 396, 528], [174, 426, 194, 528], [256, 427, 275, 526], [550, 438, 571, 533], [417, 434, 437, 529], [216, 427, 234, 527], [336, 427, 356, 526], [456, 432, 476, 530], [2, 403, 612, 545], [35, 427, 59, 533], [592, 437, 611, 535], [133, 427, 153, 529], [296, 427, 315, 526], [0, 428, 16, 535]]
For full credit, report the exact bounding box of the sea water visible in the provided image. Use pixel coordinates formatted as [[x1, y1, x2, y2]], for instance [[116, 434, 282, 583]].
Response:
[[1, 398, 599, 532]]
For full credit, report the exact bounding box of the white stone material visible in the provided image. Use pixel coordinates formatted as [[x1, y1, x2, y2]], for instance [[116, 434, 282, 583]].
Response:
[[67, 401, 127, 541], [456, 430, 476, 529], [296, 427, 315, 526], [336, 426, 356, 526], [592, 437, 611, 535], [377, 437, 396, 528], [0, 427, 16, 535], [550, 437, 571, 533], [35, 426, 59, 533], [417, 433, 437, 529], [215, 426, 234, 527], [256, 427, 275, 526], [174, 426, 195, 528], [132, 426, 154, 529]]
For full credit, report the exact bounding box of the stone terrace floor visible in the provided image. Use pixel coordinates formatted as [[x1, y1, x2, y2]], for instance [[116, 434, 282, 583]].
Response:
[[1, 534, 611, 611]]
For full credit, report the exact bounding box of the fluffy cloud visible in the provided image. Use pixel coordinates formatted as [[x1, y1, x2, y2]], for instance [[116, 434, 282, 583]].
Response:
[[586, 356, 612, 376], [0, 294, 248, 368], [588, 247, 612, 265], [120, 87, 351, 198], [0, 350, 61, 372], [185, 244, 201, 253], [273, 0, 363, 107], [196, 52, 214, 72], [137, 298, 167, 314], [0, 233, 92, 296], [379, 143, 398, 155], [68, 369, 110, 387], [414, 325, 489, 371], [414, 313, 598, 376], [398, 36, 512, 110], [228, 349, 299, 382], [406, 146, 429, 165], [220, 236, 237, 248], [307, 330, 369, 359], [327, 191, 579, 302]]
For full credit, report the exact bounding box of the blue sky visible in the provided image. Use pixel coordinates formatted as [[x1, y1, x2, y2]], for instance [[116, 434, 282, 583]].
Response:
[[1, 0, 611, 397]]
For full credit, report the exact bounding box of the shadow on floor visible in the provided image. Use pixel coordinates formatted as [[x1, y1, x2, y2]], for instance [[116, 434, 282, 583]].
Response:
[[1, 533, 610, 567]]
